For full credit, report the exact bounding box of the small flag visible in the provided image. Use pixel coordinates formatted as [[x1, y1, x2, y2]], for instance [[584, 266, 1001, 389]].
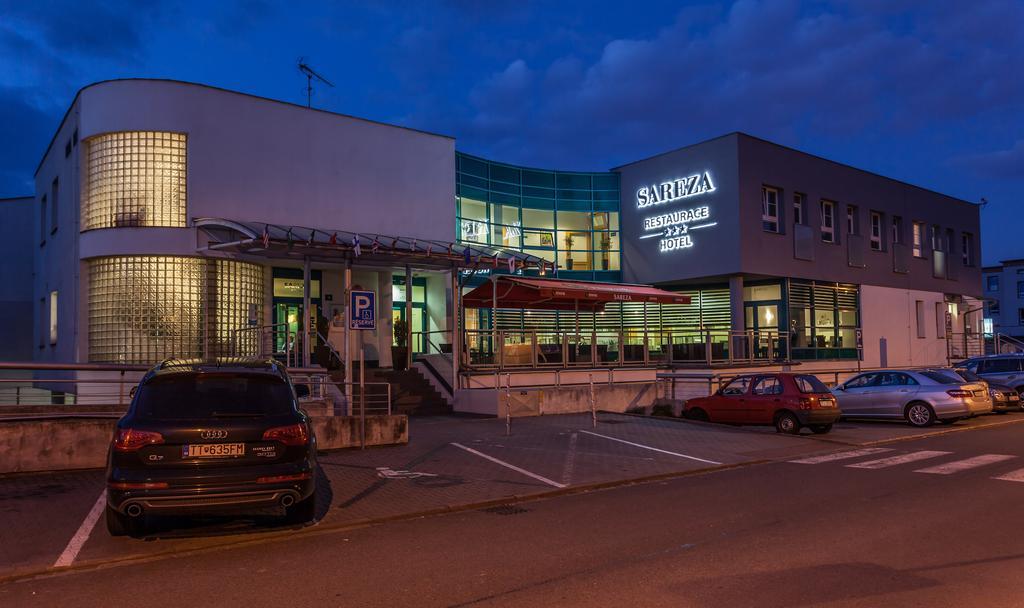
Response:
[[464, 247, 471, 265], [371, 237, 380, 254], [391, 237, 399, 248], [508, 257, 515, 273], [352, 235, 361, 257], [411, 238, 417, 252], [306, 229, 315, 246], [492, 255, 498, 268], [261, 225, 270, 248], [286, 229, 293, 249], [426, 243, 432, 256], [329, 231, 338, 245], [447, 243, 453, 256]]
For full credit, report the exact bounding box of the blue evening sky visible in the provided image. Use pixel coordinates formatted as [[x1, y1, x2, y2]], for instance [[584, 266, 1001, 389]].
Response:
[[1, 0, 1021, 263]]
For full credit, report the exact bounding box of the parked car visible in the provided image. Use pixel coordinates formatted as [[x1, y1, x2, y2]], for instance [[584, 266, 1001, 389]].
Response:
[[952, 367, 1021, 413], [960, 354, 1024, 393], [105, 358, 318, 536], [832, 369, 992, 427], [684, 373, 840, 434]]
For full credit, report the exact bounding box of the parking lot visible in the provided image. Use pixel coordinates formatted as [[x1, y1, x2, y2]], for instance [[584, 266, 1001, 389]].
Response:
[[2, 411, 1024, 582]]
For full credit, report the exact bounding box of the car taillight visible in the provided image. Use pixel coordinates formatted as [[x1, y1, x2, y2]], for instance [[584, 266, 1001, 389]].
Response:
[[262, 423, 309, 446], [947, 389, 972, 399], [112, 428, 164, 452], [257, 472, 312, 484], [798, 398, 813, 409]]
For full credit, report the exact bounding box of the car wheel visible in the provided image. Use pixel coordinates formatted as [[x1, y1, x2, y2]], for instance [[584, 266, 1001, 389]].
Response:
[[809, 424, 833, 434], [283, 491, 317, 526], [905, 402, 936, 427], [775, 411, 801, 434], [105, 505, 137, 537], [687, 408, 709, 422]]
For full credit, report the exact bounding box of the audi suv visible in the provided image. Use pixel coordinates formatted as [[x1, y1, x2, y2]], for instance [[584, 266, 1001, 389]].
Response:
[[105, 358, 317, 536]]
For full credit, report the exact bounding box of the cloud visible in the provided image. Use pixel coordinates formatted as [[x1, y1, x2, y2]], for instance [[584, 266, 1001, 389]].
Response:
[[0, 86, 53, 195], [955, 140, 1024, 181]]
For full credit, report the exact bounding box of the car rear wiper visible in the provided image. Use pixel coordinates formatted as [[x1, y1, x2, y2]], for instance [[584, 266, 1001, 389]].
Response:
[[210, 411, 266, 418]]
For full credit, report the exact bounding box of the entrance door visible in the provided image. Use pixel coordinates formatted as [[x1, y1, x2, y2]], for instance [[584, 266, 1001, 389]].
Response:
[[392, 306, 426, 354], [273, 302, 318, 355], [745, 302, 781, 358]]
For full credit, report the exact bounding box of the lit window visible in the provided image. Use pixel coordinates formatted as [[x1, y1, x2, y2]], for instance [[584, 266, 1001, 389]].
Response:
[[49, 291, 58, 345], [846, 205, 857, 235], [870, 212, 882, 251], [793, 193, 804, 225], [83, 132, 187, 230], [820, 200, 835, 243], [912, 222, 925, 257], [962, 233, 974, 266], [892, 216, 903, 244], [930, 225, 942, 252], [761, 186, 779, 233], [987, 275, 1000, 292]]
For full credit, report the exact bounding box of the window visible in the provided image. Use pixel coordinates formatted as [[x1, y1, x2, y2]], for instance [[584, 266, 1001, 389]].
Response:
[[936, 302, 946, 337], [846, 205, 857, 235], [979, 358, 1023, 374], [721, 377, 751, 395], [820, 200, 835, 243], [987, 275, 1000, 292], [793, 193, 805, 225], [1018, 281, 1024, 299], [988, 300, 1000, 316], [39, 195, 46, 245], [794, 375, 829, 393], [761, 186, 779, 232], [912, 222, 925, 257], [962, 233, 974, 266], [930, 225, 942, 252], [869, 212, 882, 250], [892, 216, 903, 244], [752, 376, 783, 395], [49, 291, 58, 345], [83, 131, 187, 230], [915, 300, 926, 338], [844, 373, 876, 389], [50, 178, 59, 234]]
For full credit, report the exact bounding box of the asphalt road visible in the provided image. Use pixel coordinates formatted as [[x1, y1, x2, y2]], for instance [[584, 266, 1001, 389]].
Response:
[[4, 422, 1024, 607]]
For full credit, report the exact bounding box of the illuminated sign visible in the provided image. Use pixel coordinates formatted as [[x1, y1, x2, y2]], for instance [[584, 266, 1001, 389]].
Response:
[[636, 171, 715, 208], [461, 220, 486, 240], [636, 170, 718, 254], [503, 221, 521, 241]]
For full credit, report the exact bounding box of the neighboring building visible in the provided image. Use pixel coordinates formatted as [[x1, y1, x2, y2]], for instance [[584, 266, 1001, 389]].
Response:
[[26, 79, 984, 382], [982, 260, 1024, 341], [0, 196, 35, 360]]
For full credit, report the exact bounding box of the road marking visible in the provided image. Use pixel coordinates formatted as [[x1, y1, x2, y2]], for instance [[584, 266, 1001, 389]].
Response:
[[450, 443, 566, 488], [993, 468, 1024, 483], [54, 490, 106, 568], [789, 448, 893, 464], [561, 432, 578, 485], [915, 454, 1017, 475], [846, 450, 952, 470], [376, 467, 439, 479], [579, 430, 721, 465]]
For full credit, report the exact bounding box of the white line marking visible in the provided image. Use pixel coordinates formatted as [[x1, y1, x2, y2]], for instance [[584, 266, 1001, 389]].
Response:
[[54, 490, 106, 568], [450, 443, 566, 488], [846, 450, 952, 470], [993, 468, 1024, 483], [915, 454, 1017, 475], [579, 430, 721, 465], [789, 448, 893, 464]]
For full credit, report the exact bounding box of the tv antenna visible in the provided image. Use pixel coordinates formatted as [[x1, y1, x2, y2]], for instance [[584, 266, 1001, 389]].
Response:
[[298, 58, 334, 108]]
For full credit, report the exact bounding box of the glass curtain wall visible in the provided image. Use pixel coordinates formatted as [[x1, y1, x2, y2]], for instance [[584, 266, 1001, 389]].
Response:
[[788, 280, 860, 360], [456, 152, 621, 281]]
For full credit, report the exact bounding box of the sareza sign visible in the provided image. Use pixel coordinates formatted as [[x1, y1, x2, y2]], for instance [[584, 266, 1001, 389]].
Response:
[[636, 171, 714, 208], [636, 169, 717, 254]]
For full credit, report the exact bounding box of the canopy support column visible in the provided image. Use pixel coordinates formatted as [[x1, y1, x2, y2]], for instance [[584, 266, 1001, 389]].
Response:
[[343, 259, 352, 410], [451, 266, 460, 391], [302, 256, 311, 368], [405, 264, 413, 370]]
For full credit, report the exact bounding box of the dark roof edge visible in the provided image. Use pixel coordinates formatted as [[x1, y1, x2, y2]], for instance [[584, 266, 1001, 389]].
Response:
[[0, 195, 34, 202], [35, 78, 455, 176]]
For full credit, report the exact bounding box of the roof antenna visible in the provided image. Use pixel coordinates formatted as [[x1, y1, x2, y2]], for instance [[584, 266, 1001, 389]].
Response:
[[297, 58, 334, 108]]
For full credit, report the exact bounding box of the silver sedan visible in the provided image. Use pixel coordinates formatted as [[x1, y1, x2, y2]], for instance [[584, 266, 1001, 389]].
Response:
[[832, 369, 992, 427]]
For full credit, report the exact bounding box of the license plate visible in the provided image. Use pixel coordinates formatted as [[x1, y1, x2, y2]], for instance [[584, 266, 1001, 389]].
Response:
[[973, 390, 985, 398], [819, 398, 835, 408], [1010, 395, 1019, 401], [182, 443, 245, 458]]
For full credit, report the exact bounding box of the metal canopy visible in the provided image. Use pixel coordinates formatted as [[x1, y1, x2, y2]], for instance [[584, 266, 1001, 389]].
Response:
[[195, 218, 550, 272], [461, 276, 692, 312]]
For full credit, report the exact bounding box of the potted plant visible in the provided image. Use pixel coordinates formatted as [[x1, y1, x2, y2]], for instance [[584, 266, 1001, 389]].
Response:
[[392, 318, 409, 371], [564, 234, 575, 270]]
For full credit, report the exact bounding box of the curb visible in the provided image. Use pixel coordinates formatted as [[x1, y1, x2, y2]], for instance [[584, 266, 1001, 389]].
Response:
[[0, 458, 767, 585]]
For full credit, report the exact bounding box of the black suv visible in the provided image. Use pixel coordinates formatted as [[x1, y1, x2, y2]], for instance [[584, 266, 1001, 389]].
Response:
[[106, 358, 317, 536]]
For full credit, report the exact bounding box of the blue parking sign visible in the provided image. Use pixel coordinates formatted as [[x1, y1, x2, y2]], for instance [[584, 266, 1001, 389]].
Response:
[[350, 290, 376, 330]]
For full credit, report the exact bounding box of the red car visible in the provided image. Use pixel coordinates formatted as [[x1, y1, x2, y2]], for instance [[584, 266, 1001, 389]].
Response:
[[684, 373, 841, 434]]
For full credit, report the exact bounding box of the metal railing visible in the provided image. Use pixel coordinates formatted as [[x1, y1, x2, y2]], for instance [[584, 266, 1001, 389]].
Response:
[[946, 331, 985, 361], [462, 328, 782, 371], [992, 333, 1024, 355], [231, 323, 297, 366]]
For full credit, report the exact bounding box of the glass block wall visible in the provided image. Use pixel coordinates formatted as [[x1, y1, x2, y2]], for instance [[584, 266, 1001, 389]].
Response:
[[82, 132, 187, 230], [88, 256, 264, 363], [456, 152, 621, 281]]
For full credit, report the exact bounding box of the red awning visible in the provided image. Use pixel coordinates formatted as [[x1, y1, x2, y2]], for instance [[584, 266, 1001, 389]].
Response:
[[461, 277, 691, 311]]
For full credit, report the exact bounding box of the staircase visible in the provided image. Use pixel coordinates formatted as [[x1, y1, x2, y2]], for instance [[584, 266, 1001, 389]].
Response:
[[329, 366, 451, 416]]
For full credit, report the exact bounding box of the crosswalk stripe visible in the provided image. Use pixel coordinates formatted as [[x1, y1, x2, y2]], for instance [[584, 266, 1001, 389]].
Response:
[[789, 448, 892, 465], [915, 454, 1017, 475], [846, 450, 952, 470], [993, 468, 1024, 483]]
